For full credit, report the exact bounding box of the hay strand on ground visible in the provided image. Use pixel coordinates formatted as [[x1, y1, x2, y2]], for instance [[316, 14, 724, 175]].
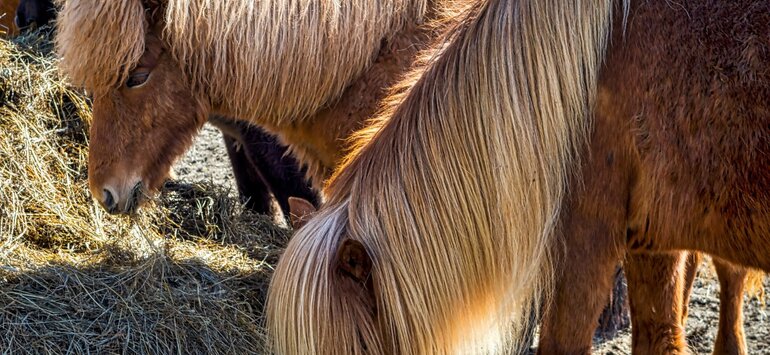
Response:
[[0, 29, 288, 354]]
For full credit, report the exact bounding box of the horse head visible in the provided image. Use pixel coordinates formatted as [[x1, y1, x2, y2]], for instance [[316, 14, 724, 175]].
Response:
[[58, 0, 208, 214]]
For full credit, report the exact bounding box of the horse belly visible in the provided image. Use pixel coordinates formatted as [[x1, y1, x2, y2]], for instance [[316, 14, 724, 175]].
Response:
[[600, 0, 770, 270]]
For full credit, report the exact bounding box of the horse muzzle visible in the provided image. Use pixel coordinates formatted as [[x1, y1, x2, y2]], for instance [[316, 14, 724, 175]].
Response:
[[96, 180, 145, 215]]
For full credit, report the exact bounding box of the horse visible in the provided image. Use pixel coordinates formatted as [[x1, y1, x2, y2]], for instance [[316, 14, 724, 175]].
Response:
[[537, 1, 770, 353], [267, 0, 620, 352], [18, 0, 315, 219], [55, 0, 455, 216]]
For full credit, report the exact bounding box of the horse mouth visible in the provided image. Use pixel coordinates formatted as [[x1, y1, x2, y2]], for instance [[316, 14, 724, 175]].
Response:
[[126, 181, 145, 215]]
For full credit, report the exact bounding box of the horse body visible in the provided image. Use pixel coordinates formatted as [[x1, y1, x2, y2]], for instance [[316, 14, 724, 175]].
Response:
[[253, 8, 452, 185], [540, 1, 769, 353], [616, 0, 770, 265]]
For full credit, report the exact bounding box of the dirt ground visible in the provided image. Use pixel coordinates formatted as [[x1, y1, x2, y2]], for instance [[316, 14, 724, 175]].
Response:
[[176, 124, 770, 355], [592, 271, 769, 354], [175, 124, 238, 192]]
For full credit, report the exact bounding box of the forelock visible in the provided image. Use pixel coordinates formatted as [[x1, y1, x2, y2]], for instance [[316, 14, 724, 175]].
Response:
[[55, 0, 147, 94]]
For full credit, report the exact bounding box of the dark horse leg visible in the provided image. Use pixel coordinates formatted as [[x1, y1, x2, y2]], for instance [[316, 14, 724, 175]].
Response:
[[232, 122, 319, 215], [210, 116, 320, 217], [222, 133, 274, 214]]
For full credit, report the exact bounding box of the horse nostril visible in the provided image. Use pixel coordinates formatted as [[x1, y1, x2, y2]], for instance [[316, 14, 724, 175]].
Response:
[[102, 189, 117, 213], [124, 182, 144, 214]]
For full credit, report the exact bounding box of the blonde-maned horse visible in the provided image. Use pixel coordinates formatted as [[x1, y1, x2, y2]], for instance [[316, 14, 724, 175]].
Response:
[[268, 0, 618, 353], [272, 0, 770, 353]]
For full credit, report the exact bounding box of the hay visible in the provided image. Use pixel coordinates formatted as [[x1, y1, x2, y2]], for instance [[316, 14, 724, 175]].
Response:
[[0, 29, 288, 354]]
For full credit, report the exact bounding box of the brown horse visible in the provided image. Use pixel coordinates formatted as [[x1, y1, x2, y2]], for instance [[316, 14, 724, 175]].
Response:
[[538, 1, 769, 354], [55, 0, 455, 215], [18, 0, 317, 219]]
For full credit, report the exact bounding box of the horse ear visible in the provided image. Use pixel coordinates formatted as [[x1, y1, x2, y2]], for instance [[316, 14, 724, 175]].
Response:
[[288, 197, 317, 229], [135, 31, 164, 69], [133, 0, 165, 70], [142, 0, 165, 28], [335, 239, 372, 284]]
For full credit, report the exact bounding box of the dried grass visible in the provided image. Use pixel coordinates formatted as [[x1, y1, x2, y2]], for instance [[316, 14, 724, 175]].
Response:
[[0, 29, 287, 354]]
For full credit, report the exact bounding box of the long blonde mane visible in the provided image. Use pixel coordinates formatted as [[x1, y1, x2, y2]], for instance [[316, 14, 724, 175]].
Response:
[[56, 0, 430, 124], [269, 0, 623, 353]]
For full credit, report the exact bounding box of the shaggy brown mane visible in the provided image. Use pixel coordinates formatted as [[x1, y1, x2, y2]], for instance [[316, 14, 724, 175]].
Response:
[[55, 0, 146, 95], [56, 0, 432, 123]]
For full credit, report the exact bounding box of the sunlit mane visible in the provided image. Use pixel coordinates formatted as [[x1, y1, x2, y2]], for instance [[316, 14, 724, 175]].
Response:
[[55, 0, 147, 95], [269, 0, 624, 353]]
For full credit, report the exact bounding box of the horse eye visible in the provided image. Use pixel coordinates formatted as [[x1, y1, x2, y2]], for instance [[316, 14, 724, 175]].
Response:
[[126, 72, 151, 88]]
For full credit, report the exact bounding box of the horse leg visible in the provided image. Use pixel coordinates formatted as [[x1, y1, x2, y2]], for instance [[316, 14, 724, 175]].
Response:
[[595, 266, 631, 340], [538, 247, 621, 353], [625, 251, 690, 354], [538, 82, 637, 353], [235, 125, 319, 216], [680, 251, 702, 326], [537, 202, 625, 354], [222, 133, 274, 215], [712, 257, 748, 355]]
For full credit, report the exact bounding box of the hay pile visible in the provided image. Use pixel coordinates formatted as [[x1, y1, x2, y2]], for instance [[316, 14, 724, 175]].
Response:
[[0, 29, 288, 354]]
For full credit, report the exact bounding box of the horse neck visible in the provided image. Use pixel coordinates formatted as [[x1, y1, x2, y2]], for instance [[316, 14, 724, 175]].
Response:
[[330, 0, 621, 351], [165, 0, 431, 127], [211, 0, 462, 188]]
